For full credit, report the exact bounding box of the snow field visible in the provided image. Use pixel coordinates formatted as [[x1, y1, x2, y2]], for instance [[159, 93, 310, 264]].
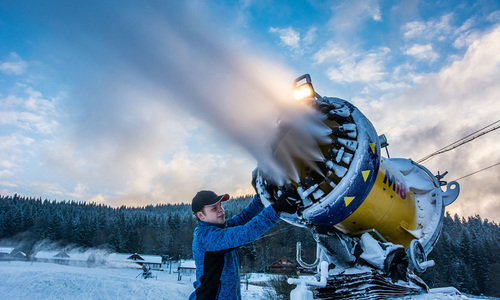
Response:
[[0, 261, 495, 299], [0, 261, 193, 299]]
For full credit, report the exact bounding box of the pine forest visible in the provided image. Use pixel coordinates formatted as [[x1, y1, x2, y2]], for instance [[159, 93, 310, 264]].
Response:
[[0, 194, 499, 297]]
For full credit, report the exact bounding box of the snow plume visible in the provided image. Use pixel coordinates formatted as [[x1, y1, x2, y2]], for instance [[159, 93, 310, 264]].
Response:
[[31, 240, 111, 256], [29, 240, 127, 268], [19, 0, 329, 200], [270, 108, 332, 183], [0, 232, 34, 252]]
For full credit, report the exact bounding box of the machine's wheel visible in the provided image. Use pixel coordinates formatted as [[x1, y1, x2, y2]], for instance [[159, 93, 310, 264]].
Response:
[[409, 239, 429, 273]]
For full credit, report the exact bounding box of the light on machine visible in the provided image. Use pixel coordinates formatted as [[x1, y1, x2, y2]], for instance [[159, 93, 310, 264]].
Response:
[[293, 74, 316, 100], [294, 84, 314, 100]]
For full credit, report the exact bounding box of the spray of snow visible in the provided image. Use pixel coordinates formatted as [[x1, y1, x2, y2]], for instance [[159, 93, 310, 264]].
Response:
[[35, 1, 329, 185], [265, 108, 332, 183]]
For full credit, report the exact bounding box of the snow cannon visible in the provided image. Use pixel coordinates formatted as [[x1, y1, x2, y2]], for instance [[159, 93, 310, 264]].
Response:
[[253, 74, 460, 299]]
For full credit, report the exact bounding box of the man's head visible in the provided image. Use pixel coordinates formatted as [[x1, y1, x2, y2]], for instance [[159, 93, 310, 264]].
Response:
[[192, 190, 230, 225]]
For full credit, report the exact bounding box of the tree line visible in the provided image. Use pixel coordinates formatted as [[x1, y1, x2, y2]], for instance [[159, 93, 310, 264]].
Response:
[[421, 213, 500, 296], [0, 194, 317, 268], [0, 194, 197, 259], [0, 194, 499, 297]]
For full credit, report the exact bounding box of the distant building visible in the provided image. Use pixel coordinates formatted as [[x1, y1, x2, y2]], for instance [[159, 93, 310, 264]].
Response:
[[10, 250, 27, 260], [0, 247, 14, 260], [0, 247, 27, 261], [124, 253, 162, 269], [177, 260, 196, 281], [268, 256, 297, 274]]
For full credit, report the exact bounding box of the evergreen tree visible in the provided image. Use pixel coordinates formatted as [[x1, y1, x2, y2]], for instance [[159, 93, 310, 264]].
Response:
[[124, 228, 142, 253]]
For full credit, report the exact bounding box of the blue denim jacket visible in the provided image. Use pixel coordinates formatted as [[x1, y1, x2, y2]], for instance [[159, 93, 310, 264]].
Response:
[[189, 195, 279, 300]]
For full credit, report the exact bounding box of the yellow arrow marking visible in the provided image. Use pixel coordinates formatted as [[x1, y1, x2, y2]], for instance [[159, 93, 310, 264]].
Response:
[[362, 170, 371, 182], [344, 197, 355, 206], [369, 143, 376, 154]]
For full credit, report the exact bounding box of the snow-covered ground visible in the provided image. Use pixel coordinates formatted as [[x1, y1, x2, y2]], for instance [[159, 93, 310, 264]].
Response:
[[0, 260, 496, 299]]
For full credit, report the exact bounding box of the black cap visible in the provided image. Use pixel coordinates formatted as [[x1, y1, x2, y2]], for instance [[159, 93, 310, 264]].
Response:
[[192, 190, 230, 213]]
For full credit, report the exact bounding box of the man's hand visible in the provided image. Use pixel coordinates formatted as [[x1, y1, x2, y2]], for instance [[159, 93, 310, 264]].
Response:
[[272, 187, 300, 214]]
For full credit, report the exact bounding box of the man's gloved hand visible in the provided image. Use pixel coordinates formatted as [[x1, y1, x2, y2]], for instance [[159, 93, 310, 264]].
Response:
[[272, 187, 300, 214]]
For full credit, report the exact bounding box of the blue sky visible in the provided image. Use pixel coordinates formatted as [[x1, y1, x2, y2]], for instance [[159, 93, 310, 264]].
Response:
[[1, 0, 499, 222]]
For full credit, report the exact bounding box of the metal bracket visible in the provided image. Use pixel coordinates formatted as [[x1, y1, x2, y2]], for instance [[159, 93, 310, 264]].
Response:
[[442, 181, 460, 206]]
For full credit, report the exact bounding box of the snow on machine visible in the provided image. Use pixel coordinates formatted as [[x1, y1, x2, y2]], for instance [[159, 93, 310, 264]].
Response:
[[253, 74, 460, 299]]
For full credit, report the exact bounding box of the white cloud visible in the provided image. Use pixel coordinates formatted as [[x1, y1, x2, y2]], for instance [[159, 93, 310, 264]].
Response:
[[24, 87, 55, 111], [436, 28, 500, 102], [0, 134, 35, 149], [87, 194, 106, 205], [67, 182, 90, 200], [0, 133, 35, 187], [328, 0, 382, 33], [402, 13, 454, 41], [403, 10, 499, 51], [392, 63, 424, 84], [451, 17, 482, 49], [91, 143, 256, 207], [312, 42, 349, 64], [0, 87, 60, 134], [269, 27, 301, 48], [403, 21, 427, 39], [0, 160, 16, 169], [0, 82, 64, 199], [319, 46, 390, 83], [370, 25, 500, 222], [0, 52, 28, 75], [25, 181, 66, 198], [150, 147, 254, 203], [371, 6, 382, 21], [486, 10, 500, 23], [404, 44, 439, 61], [453, 30, 482, 49], [0, 170, 15, 177], [0, 94, 24, 108], [326, 59, 385, 83], [0, 180, 18, 188], [303, 27, 318, 46]]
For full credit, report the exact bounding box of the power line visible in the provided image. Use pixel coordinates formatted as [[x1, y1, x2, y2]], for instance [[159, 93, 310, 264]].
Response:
[[417, 120, 500, 163], [417, 120, 500, 164], [255, 226, 291, 241], [453, 162, 500, 181]]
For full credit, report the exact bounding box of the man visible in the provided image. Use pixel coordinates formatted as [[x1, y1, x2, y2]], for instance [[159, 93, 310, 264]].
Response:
[[189, 187, 298, 300]]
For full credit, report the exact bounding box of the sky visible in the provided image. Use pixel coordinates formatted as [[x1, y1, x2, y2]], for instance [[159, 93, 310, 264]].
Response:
[[1, 0, 499, 222]]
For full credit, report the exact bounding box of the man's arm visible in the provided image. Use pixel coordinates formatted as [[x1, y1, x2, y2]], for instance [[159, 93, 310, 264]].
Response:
[[225, 194, 264, 227], [201, 205, 279, 252]]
